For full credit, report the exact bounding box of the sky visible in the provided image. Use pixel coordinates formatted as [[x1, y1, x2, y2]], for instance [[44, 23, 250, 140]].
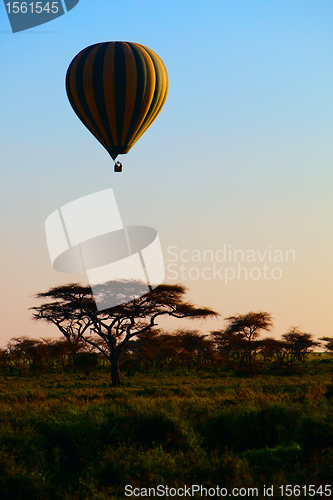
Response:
[[1, 0, 333, 345]]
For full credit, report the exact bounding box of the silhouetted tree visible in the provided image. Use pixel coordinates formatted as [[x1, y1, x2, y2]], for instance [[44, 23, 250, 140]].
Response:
[[123, 329, 163, 371], [124, 329, 215, 372], [6, 337, 48, 378], [0, 348, 10, 379], [283, 327, 319, 364], [211, 330, 248, 369], [260, 337, 287, 367], [172, 329, 215, 371], [31, 281, 218, 386], [73, 352, 100, 377], [224, 312, 273, 374]]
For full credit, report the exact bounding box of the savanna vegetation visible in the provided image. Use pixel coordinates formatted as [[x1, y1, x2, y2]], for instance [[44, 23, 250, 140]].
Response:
[[0, 282, 332, 499], [0, 367, 333, 499]]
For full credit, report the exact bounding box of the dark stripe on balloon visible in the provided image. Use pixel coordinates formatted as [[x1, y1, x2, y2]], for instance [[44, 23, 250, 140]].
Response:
[[124, 43, 147, 146], [74, 45, 107, 146], [93, 43, 114, 148], [66, 59, 82, 125], [114, 42, 126, 148], [66, 49, 105, 146], [66, 56, 87, 127], [103, 43, 117, 148], [128, 47, 157, 146], [83, 44, 110, 147]]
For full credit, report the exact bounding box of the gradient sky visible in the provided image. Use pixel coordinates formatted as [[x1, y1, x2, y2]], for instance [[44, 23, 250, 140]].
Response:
[[1, 0, 333, 345]]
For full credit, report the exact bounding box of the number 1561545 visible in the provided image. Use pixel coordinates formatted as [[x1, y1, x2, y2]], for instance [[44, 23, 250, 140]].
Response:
[[5, 2, 59, 14]]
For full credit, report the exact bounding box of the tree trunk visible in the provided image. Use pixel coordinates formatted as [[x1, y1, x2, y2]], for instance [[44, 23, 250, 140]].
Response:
[[111, 359, 120, 386], [248, 339, 253, 375]]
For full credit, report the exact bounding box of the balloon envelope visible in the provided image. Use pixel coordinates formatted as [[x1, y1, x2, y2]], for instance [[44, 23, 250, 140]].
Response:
[[66, 41, 168, 160]]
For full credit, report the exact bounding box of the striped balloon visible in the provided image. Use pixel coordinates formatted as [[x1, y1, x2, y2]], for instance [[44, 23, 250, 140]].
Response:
[[66, 42, 168, 161]]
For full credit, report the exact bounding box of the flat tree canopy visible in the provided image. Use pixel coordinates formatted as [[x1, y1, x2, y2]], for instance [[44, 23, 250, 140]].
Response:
[[31, 281, 218, 385], [222, 311, 273, 374]]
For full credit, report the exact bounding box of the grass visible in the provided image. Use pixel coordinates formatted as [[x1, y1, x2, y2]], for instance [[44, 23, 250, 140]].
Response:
[[0, 368, 332, 499]]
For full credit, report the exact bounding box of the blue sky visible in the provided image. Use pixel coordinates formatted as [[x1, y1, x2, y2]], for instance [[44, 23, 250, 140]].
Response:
[[1, 0, 333, 343]]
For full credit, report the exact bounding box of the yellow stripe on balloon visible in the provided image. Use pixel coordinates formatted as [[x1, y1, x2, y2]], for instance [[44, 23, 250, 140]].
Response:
[[129, 46, 168, 148], [127, 44, 156, 146]]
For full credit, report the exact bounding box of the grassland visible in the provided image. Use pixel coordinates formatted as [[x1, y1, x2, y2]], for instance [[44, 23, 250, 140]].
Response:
[[0, 361, 332, 499]]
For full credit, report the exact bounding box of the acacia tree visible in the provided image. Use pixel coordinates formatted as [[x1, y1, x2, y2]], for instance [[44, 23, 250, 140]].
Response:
[[31, 281, 218, 385], [124, 329, 216, 372], [211, 330, 248, 369], [223, 311, 273, 374], [6, 337, 49, 378], [260, 337, 287, 367], [283, 327, 319, 364], [174, 329, 215, 371]]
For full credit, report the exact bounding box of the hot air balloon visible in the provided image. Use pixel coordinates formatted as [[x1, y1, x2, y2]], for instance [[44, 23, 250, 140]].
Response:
[[65, 42, 168, 172]]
